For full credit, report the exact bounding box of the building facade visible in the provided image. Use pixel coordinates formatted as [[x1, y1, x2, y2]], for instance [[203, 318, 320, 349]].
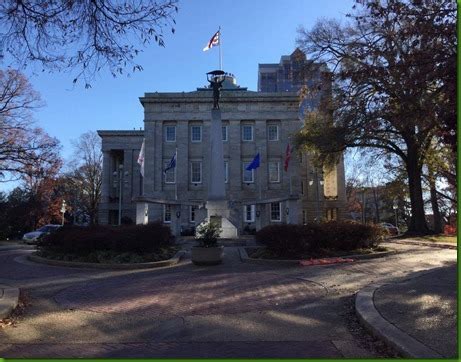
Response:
[[98, 76, 346, 235], [258, 48, 328, 93]]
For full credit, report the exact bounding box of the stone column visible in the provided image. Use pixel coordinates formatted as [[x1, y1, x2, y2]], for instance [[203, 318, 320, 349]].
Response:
[[204, 109, 238, 238], [99, 151, 111, 224], [208, 109, 226, 200]]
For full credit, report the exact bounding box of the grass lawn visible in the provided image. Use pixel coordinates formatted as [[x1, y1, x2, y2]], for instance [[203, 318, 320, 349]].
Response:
[[415, 235, 457, 244]]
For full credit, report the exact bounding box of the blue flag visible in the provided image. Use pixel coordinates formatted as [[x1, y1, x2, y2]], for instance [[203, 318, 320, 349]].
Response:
[[164, 150, 177, 174], [246, 153, 260, 171]]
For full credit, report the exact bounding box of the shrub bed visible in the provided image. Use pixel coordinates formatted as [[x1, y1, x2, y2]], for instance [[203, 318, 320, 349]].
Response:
[[255, 221, 385, 258], [36, 222, 177, 263]]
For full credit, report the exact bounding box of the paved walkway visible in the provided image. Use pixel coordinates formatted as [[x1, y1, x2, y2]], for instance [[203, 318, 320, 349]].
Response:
[[374, 264, 457, 358], [0, 241, 457, 358]]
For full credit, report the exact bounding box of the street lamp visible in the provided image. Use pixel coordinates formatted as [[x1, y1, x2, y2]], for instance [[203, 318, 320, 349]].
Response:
[[113, 164, 129, 226], [60, 200, 67, 226], [393, 199, 398, 229], [309, 169, 324, 222]]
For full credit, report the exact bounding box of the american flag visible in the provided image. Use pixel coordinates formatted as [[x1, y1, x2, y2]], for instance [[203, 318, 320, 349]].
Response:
[[203, 30, 220, 51]]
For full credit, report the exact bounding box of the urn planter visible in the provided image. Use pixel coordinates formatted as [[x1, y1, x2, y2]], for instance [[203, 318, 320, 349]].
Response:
[[191, 245, 224, 265]]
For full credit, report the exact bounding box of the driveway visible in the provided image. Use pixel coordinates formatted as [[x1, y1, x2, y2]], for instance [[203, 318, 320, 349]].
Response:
[[0, 241, 456, 358]]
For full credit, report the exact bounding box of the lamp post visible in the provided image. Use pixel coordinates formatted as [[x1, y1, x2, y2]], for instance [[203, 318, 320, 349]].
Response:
[[113, 164, 129, 226], [393, 199, 398, 228], [60, 200, 67, 226], [309, 169, 324, 222]]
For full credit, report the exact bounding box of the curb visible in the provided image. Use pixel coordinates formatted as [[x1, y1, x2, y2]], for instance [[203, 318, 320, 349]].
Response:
[[238, 247, 298, 266], [0, 244, 36, 251], [239, 247, 398, 266], [355, 283, 443, 358], [27, 250, 185, 270], [389, 239, 457, 250], [0, 285, 19, 320]]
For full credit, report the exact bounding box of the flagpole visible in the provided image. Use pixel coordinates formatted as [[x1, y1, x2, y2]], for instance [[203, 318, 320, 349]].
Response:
[[258, 147, 262, 201], [219, 26, 222, 70], [175, 147, 178, 201]]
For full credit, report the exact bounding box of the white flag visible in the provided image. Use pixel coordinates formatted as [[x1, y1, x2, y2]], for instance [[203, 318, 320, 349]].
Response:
[[137, 139, 145, 177]]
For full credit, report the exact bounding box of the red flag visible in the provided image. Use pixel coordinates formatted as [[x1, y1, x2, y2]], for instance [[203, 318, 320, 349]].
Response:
[[284, 143, 292, 172], [203, 30, 220, 51]]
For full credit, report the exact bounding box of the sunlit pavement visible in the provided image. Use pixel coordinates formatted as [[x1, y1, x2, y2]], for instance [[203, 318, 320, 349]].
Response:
[[0, 241, 456, 358]]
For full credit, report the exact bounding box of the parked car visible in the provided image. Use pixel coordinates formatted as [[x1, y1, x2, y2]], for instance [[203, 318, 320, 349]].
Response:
[[22, 224, 62, 244], [379, 222, 399, 236]]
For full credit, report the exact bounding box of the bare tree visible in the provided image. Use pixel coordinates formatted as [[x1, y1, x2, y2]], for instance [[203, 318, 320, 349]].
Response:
[[0, 68, 60, 181], [68, 131, 102, 225], [0, 0, 178, 86]]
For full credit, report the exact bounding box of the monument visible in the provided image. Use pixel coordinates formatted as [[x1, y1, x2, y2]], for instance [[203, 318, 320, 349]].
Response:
[[202, 70, 238, 238]]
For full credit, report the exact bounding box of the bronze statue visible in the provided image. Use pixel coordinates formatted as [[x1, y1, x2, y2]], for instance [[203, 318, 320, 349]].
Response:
[[207, 70, 226, 109]]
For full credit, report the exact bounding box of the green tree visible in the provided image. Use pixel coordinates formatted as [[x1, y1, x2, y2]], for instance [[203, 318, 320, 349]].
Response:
[[295, 0, 456, 234]]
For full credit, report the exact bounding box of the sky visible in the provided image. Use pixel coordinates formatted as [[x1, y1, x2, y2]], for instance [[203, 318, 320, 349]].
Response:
[[1, 0, 355, 192]]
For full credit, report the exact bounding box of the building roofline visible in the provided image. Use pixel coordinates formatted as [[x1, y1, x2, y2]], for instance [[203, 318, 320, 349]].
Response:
[[97, 130, 144, 137], [139, 91, 298, 105]]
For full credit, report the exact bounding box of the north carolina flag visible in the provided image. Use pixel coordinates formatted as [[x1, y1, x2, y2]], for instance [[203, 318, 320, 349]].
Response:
[[284, 143, 292, 172], [137, 139, 145, 176], [203, 30, 220, 51], [163, 149, 177, 174], [246, 153, 260, 171]]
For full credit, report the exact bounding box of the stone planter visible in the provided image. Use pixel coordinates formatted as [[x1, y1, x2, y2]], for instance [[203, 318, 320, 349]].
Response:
[[191, 245, 224, 265]]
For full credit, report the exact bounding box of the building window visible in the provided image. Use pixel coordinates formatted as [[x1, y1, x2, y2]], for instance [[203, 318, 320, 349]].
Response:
[[243, 162, 254, 183], [302, 210, 307, 225], [270, 202, 281, 222], [243, 205, 255, 223], [163, 161, 176, 184], [190, 205, 197, 223], [165, 126, 176, 142], [268, 162, 280, 183], [326, 208, 338, 221], [224, 161, 229, 183], [163, 204, 171, 223], [191, 125, 202, 142], [190, 161, 202, 183], [268, 125, 279, 141], [222, 126, 228, 141], [242, 125, 254, 141], [301, 181, 304, 195]]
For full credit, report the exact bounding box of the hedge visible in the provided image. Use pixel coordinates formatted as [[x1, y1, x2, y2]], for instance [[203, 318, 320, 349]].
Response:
[[255, 221, 384, 257], [37, 222, 174, 255]]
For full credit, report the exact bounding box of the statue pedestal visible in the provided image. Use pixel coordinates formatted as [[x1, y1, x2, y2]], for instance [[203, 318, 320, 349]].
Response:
[[205, 200, 238, 238], [203, 108, 238, 238]]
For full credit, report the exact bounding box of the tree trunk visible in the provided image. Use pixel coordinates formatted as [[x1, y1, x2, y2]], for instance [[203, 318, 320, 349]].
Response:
[[428, 167, 443, 234], [405, 152, 430, 235]]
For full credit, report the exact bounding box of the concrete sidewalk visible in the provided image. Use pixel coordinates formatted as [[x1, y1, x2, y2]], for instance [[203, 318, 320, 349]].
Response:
[[357, 263, 457, 358]]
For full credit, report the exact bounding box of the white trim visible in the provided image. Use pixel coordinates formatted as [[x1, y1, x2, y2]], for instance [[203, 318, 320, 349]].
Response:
[[241, 125, 254, 141], [242, 162, 255, 183], [243, 204, 255, 223], [165, 125, 176, 142], [190, 161, 202, 184], [268, 161, 280, 183], [224, 160, 229, 183], [163, 160, 176, 184], [163, 204, 172, 223], [270, 202, 282, 222], [267, 124, 279, 141], [189, 205, 197, 223], [191, 125, 202, 142]]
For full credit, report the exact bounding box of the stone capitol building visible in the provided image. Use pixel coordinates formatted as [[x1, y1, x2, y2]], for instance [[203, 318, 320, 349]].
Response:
[[98, 49, 346, 236]]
